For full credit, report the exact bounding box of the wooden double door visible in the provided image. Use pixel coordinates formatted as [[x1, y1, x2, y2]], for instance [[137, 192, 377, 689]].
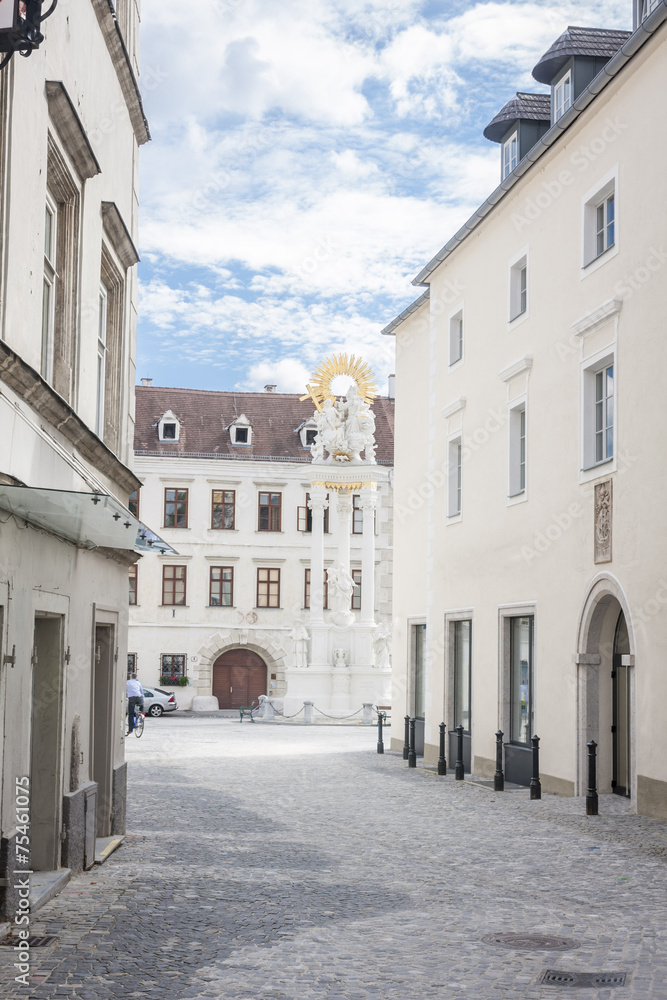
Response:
[[213, 649, 267, 709]]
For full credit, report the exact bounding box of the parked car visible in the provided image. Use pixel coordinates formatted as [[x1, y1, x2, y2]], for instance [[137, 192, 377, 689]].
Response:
[[142, 687, 177, 717]]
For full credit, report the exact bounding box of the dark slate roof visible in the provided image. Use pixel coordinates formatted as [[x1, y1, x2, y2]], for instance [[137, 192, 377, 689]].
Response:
[[134, 386, 395, 464], [483, 92, 552, 143], [532, 26, 632, 84]]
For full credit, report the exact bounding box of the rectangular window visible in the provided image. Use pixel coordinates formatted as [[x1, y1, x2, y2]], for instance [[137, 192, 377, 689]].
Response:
[[211, 489, 235, 529], [210, 566, 233, 606], [447, 438, 462, 517], [127, 652, 137, 679], [164, 488, 188, 528], [299, 494, 329, 533], [449, 309, 463, 366], [351, 569, 362, 611], [98, 244, 125, 450], [510, 615, 534, 745], [453, 619, 472, 733], [162, 564, 186, 606], [509, 404, 527, 497], [129, 564, 137, 606], [41, 195, 57, 384], [595, 193, 615, 258], [583, 353, 615, 471], [96, 285, 107, 437], [161, 653, 186, 679], [502, 130, 518, 178], [583, 176, 616, 267], [554, 70, 571, 121], [510, 255, 528, 321], [258, 492, 281, 531], [304, 568, 328, 609], [413, 623, 426, 718], [257, 568, 280, 608], [128, 489, 139, 518], [352, 495, 363, 534]]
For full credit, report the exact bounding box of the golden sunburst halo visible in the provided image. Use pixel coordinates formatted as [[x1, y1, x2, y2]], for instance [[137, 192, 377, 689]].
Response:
[[300, 354, 378, 411]]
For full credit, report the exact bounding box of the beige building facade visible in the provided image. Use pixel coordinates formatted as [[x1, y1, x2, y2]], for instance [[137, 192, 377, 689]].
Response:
[[385, 2, 667, 819]]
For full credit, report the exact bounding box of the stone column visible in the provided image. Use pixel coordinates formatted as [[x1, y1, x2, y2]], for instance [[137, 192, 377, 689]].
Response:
[[308, 487, 328, 623], [336, 492, 353, 576], [359, 490, 378, 624]]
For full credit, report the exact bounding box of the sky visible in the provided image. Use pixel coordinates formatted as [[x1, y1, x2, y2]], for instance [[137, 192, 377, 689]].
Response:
[[137, 0, 631, 395]]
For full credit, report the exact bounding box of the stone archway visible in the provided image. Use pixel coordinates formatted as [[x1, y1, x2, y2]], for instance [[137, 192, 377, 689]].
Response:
[[213, 649, 267, 709], [574, 574, 636, 799], [194, 628, 289, 701]]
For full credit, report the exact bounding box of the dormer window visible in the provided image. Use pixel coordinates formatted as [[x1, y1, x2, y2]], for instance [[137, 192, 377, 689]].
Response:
[[229, 414, 252, 446], [158, 410, 180, 443], [554, 71, 572, 121], [297, 418, 318, 449], [503, 132, 518, 178], [234, 427, 248, 444]]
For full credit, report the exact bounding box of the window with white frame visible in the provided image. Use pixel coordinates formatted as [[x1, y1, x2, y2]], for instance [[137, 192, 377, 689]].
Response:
[[158, 410, 180, 442], [230, 415, 252, 446], [449, 309, 463, 366], [509, 402, 527, 497], [643, 0, 660, 15], [502, 131, 518, 178], [554, 70, 572, 121], [447, 437, 462, 518], [41, 195, 57, 384], [595, 192, 615, 257], [509, 255, 528, 321], [96, 285, 107, 437], [583, 353, 615, 470], [583, 176, 616, 267]]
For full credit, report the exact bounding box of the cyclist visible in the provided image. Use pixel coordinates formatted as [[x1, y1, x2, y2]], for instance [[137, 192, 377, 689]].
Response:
[[126, 672, 144, 733]]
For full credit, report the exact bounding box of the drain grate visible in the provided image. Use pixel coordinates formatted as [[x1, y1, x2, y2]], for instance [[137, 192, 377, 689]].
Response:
[[483, 932, 579, 951], [0, 934, 58, 948], [542, 970, 627, 988]]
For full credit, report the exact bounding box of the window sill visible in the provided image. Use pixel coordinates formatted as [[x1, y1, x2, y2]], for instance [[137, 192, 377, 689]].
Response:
[[581, 242, 618, 278], [448, 357, 464, 371], [255, 606, 282, 610], [507, 490, 527, 506], [208, 527, 238, 532], [508, 308, 529, 331], [160, 604, 188, 608], [207, 605, 235, 609], [446, 513, 462, 524], [162, 526, 190, 531], [579, 456, 615, 486]]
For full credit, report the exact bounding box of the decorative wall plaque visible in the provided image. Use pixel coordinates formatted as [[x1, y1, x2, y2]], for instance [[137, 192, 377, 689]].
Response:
[[594, 479, 612, 564]]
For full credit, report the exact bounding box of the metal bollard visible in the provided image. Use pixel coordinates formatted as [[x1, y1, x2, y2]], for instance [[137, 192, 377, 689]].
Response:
[[376, 710, 386, 754], [530, 734, 542, 800], [586, 740, 598, 816], [403, 715, 410, 760], [494, 730, 504, 792], [408, 718, 417, 768], [437, 722, 447, 776], [455, 724, 465, 780]]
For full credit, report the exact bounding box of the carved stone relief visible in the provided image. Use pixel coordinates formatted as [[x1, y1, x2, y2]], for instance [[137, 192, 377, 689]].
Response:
[[594, 479, 612, 564]]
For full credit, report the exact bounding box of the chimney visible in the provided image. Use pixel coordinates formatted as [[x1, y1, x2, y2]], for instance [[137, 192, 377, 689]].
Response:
[[387, 374, 395, 400], [140, 378, 153, 387], [264, 384, 277, 393]]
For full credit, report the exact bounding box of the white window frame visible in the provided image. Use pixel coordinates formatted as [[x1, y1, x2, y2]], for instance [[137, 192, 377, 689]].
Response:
[[41, 193, 58, 384], [448, 305, 464, 368], [508, 247, 529, 326], [447, 434, 462, 521], [508, 397, 527, 503], [581, 347, 616, 477], [553, 69, 572, 122], [96, 284, 107, 437], [230, 417, 252, 446], [582, 169, 618, 274], [502, 130, 518, 178], [158, 410, 180, 443]]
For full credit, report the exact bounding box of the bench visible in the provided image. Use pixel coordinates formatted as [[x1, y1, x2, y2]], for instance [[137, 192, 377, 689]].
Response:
[[376, 704, 391, 720], [239, 701, 258, 723]]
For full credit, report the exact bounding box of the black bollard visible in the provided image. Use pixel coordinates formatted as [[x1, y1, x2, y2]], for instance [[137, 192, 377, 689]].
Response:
[[437, 723, 447, 776], [408, 718, 417, 768], [403, 715, 410, 760], [494, 730, 504, 792], [455, 724, 465, 780], [530, 734, 542, 800], [376, 711, 385, 755], [586, 740, 598, 816]]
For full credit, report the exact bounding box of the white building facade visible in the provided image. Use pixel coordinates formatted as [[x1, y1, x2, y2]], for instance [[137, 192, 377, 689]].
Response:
[[386, 2, 667, 820], [129, 385, 394, 715]]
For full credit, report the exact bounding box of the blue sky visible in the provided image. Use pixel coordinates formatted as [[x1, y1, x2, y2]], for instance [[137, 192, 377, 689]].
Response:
[[137, 0, 630, 394]]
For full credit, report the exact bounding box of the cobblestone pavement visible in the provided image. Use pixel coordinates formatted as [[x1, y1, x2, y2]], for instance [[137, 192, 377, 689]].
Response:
[[2, 718, 667, 999]]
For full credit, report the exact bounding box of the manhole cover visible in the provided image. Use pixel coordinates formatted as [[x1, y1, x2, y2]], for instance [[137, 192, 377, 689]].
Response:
[[542, 970, 627, 988], [483, 932, 579, 951], [0, 934, 58, 948]]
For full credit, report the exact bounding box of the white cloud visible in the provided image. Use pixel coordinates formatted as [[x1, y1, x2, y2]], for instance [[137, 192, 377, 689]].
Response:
[[244, 358, 312, 394]]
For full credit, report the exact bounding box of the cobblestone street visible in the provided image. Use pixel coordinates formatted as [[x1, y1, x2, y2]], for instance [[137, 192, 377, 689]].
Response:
[[2, 718, 666, 999]]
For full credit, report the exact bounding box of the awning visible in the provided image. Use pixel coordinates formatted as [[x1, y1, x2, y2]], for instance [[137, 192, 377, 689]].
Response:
[[0, 484, 177, 554]]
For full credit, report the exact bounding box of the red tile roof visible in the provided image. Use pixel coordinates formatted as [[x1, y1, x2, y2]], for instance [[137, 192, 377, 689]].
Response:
[[134, 386, 394, 464]]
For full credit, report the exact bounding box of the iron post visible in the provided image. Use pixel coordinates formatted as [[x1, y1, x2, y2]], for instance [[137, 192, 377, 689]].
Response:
[[403, 715, 410, 760], [455, 724, 465, 780], [437, 723, 447, 776], [530, 734, 541, 800], [494, 730, 504, 792], [408, 718, 417, 768], [586, 739, 598, 816], [376, 710, 385, 754]]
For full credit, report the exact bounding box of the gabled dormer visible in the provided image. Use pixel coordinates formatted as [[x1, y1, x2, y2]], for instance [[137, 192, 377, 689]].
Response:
[[158, 410, 180, 442], [484, 93, 551, 179], [532, 27, 631, 124], [227, 413, 252, 446], [295, 417, 318, 449]]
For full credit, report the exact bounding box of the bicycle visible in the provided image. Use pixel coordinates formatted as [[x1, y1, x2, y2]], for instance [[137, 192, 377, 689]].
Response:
[[126, 702, 145, 738]]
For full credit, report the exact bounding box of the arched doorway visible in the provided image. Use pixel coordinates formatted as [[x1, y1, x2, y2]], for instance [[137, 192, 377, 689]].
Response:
[[213, 649, 267, 709], [612, 611, 631, 797]]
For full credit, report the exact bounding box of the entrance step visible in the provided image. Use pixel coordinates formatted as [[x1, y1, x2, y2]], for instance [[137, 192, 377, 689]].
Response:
[[94, 836, 124, 865], [29, 870, 71, 913]]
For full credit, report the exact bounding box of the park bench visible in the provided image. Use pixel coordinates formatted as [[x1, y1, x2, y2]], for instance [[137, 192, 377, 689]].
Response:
[[376, 704, 391, 720], [239, 700, 259, 723]]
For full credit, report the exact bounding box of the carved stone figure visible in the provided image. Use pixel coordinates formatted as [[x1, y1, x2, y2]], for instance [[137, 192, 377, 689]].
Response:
[[290, 624, 309, 669], [327, 566, 355, 609], [373, 621, 392, 671], [594, 480, 612, 563], [310, 389, 377, 465], [332, 647, 349, 669]]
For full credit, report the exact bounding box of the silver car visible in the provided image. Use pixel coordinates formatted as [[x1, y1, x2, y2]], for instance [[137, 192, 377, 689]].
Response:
[[142, 687, 177, 717]]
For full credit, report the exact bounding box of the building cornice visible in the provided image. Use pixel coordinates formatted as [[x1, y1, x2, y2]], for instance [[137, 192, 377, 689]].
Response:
[[442, 396, 467, 418], [0, 341, 140, 495], [571, 298, 623, 337], [101, 202, 140, 269], [90, 0, 150, 146], [45, 81, 101, 180], [380, 289, 430, 337], [498, 355, 534, 383]]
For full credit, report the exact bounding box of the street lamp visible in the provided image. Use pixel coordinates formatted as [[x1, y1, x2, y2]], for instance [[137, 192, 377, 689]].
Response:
[[0, 0, 58, 69]]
